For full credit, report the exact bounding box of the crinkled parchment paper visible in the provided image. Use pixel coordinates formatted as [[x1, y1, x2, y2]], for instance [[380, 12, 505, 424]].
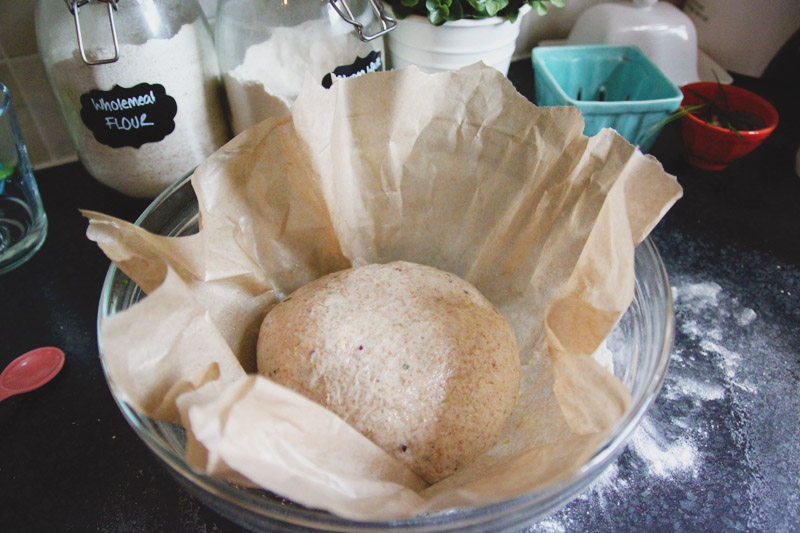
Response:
[[85, 64, 682, 521]]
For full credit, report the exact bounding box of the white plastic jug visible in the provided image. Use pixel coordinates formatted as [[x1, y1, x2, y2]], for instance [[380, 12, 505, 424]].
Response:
[[567, 0, 700, 87]]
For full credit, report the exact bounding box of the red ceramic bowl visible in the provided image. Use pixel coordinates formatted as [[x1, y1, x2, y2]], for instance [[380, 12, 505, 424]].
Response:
[[679, 82, 779, 171]]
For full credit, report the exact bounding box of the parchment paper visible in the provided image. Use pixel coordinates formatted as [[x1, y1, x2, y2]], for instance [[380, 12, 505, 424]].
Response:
[[86, 64, 682, 521]]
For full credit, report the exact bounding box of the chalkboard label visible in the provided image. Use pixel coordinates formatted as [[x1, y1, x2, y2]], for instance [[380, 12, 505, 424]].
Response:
[[322, 51, 382, 89], [79, 83, 177, 149]]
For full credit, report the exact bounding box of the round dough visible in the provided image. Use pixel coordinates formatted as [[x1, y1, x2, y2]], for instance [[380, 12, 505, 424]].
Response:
[[256, 261, 520, 483]]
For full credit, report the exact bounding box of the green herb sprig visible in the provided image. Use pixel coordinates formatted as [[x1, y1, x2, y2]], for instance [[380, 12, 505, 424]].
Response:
[[643, 80, 767, 147]]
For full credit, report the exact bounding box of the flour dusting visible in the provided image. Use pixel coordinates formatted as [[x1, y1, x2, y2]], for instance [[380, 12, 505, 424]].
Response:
[[699, 339, 758, 393], [526, 276, 770, 531], [672, 281, 721, 310], [576, 461, 629, 509], [664, 374, 725, 402], [630, 418, 698, 478], [532, 519, 567, 533], [674, 282, 759, 394], [737, 308, 757, 326]]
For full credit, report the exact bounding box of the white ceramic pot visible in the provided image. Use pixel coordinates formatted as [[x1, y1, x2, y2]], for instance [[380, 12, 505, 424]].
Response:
[[384, 6, 529, 74]]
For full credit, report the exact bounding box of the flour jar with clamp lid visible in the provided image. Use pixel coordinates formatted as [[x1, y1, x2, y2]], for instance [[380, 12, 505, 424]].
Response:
[[35, 0, 231, 198], [216, 0, 396, 135]]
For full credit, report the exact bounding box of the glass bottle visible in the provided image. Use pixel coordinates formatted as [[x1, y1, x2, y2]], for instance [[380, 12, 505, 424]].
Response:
[[35, 0, 231, 198], [216, 0, 395, 135]]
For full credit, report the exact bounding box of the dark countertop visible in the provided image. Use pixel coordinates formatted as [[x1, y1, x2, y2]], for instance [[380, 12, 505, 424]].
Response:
[[1, 61, 798, 532]]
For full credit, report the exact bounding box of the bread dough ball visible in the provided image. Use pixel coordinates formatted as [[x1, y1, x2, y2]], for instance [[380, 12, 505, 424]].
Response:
[[257, 261, 520, 483]]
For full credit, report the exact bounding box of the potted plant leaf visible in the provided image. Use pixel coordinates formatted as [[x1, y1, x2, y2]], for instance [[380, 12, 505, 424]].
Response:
[[382, 0, 565, 74]]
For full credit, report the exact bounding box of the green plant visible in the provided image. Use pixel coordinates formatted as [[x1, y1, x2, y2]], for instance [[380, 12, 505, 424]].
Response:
[[679, 88, 765, 133], [387, 0, 565, 26]]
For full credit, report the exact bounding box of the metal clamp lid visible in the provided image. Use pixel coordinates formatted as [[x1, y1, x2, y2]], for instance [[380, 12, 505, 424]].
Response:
[[328, 0, 396, 42], [64, 0, 120, 65]]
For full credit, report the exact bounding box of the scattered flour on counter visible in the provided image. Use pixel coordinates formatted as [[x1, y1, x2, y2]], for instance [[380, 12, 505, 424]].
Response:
[[672, 280, 721, 309], [737, 307, 757, 327], [673, 281, 759, 394], [528, 269, 799, 531], [576, 462, 629, 507], [530, 278, 758, 530], [663, 373, 725, 402], [599, 281, 757, 484], [569, 415, 699, 510], [667, 276, 800, 532], [629, 418, 698, 478], [532, 519, 567, 533], [700, 339, 758, 393]]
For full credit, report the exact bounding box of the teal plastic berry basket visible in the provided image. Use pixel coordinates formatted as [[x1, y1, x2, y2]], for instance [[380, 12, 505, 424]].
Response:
[[532, 44, 682, 152]]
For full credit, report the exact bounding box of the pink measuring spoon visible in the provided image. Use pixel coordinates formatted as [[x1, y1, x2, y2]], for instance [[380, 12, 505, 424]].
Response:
[[0, 347, 65, 402]]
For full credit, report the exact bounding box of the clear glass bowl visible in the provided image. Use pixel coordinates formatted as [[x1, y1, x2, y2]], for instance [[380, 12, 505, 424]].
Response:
[[98, 174, 674, 532]]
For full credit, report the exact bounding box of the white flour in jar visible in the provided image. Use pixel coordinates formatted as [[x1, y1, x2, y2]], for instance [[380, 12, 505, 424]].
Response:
[[51, 21, 229, 198], [223, 17, 381, 134]]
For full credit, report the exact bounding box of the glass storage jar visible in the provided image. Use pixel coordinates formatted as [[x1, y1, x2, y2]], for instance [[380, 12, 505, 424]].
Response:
[[216, 0, 395, 135], [35, 0, 231, 198]]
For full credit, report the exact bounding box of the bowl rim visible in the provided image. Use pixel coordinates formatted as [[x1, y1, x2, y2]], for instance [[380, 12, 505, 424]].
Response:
[[96, 174, 675, 531]]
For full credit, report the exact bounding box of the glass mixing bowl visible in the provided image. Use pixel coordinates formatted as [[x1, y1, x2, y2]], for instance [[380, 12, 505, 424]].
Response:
[[98, 173, 674, 532]]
